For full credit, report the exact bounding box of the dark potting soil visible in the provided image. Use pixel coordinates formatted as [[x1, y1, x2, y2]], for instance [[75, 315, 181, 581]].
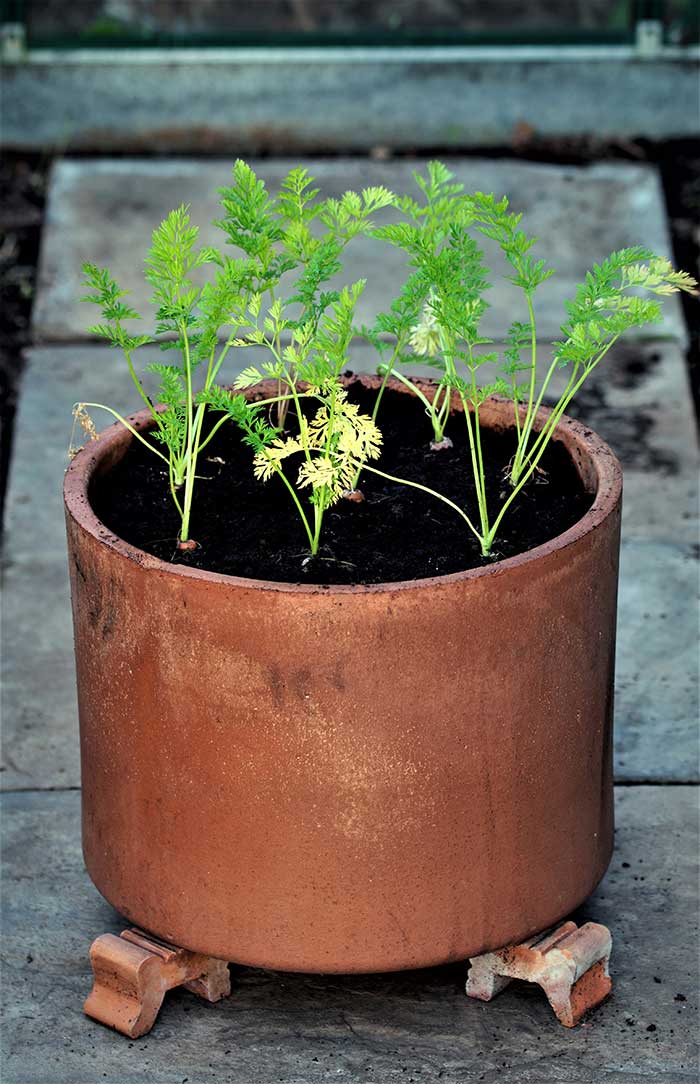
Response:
[[91, 383, 593, 585]]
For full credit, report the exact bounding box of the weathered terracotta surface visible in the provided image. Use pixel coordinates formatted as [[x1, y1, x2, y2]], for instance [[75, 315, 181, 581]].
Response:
[[64, 381, 622, 973]]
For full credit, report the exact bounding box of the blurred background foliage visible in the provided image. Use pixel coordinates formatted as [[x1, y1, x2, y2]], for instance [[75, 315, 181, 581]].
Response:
[[2, 0, 698, 47]]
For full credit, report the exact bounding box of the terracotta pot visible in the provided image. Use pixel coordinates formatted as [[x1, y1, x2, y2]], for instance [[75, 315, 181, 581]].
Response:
[[64, 380, 622, 974]]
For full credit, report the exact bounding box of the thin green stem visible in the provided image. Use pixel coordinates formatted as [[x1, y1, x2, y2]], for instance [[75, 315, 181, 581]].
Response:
[[379, 342, 448, 443], [178, 315, 266, 540], [473, 401, 489, 537], [274, 463, 315, 551], [524, 292, 538, 420], [435, 381, 451, 435], [453, 338, 489, 541], [75, 403, 171, 466], [510, 292, 537, 481], [466, 350, 490, 535], [485, 341, 618, 550], [168, 459, 184, 519], [511, 368, 522, 442], [283, 368, 313, 467], [432, 321, 457, 442], [516, 335, 618, 479], [351, 339, 403, 489], [371, 339, 404, 427], [247, 390, 318, 412], [513, 355, 559, 470], [175, 319, 200, 541], [195, 411, 235, 455], [359, 462, 483, 546], [310, 380, 340, 550], [258, 330, 309, 447], [208, 334, 235, 387], [181, 320, 194, 464], [124, 349, 163, 431], [267, 285, 291, 430], [511, 365, 579, 482], [312, 502, 323, 555], [460, 391, 489, 541], [388, 366, 440, 423], [179, 403, 207, 542], [207, 286, 250, 387], [178, 327, 248, 541]]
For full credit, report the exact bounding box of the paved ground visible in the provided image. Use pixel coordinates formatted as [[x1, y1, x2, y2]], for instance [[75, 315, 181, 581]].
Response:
[[1, 157, 698, 1083], [2, 787, 696, 1084], [32, 158, 685, 345]]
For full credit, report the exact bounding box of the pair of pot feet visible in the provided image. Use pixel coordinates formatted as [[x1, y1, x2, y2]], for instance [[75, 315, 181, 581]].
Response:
[[84, 920, 612, 1038]]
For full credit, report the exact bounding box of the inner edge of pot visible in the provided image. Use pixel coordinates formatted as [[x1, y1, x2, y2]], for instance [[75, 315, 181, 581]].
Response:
[[64, 373, 623, 596]]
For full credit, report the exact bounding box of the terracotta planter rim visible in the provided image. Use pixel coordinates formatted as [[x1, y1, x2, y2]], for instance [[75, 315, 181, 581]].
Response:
[[64, 379, 622, 596]]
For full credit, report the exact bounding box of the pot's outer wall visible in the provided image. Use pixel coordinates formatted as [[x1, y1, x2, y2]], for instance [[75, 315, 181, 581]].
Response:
[[65, 394, 621, 973]]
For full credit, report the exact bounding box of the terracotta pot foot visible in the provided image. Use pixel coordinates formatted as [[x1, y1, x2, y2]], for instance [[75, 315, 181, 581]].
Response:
[[84, 928, 231, 1038], [465, 920, 612, 1027]]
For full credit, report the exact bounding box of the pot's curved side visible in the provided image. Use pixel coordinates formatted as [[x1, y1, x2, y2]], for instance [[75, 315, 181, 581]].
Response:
[[65, 391, 621, 973]]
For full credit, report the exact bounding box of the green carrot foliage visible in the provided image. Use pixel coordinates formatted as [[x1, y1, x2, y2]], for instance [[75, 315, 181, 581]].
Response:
[[75, 159, 696, 565]]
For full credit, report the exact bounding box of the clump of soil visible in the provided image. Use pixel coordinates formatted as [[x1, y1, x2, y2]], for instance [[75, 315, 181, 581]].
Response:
[[91, 383, 593, 585]]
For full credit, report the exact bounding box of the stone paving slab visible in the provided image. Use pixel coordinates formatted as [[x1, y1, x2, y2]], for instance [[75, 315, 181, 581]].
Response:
[[548, 339, 699, 545], [32, 157, 685, 345], [1, 786, 697, 1084], [616, 542, 699, 782], [2, 343, 697, 790], [4, 52, 699, 155]]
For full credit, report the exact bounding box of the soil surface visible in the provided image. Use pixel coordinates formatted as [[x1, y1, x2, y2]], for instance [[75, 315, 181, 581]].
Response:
[[91, 382, 592, 585]]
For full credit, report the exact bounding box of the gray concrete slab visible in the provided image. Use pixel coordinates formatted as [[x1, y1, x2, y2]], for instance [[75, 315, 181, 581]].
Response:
[[3, 49, 699, 154], [2, 785, 698, 1084], [2, 343, 697, 790], [32, 157, 685, 346], [616, 542, 700, 782], [546, 339, 699, 546]]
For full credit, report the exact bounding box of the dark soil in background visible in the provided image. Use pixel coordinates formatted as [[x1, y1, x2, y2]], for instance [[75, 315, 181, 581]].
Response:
[[0, 154, 48, 531], [654, 139, 700, 422], [91, 383, 592, 585]]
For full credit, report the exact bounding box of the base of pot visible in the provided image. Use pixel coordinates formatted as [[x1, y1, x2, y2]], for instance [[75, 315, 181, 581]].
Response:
[[83, 920, 612, 1037]]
